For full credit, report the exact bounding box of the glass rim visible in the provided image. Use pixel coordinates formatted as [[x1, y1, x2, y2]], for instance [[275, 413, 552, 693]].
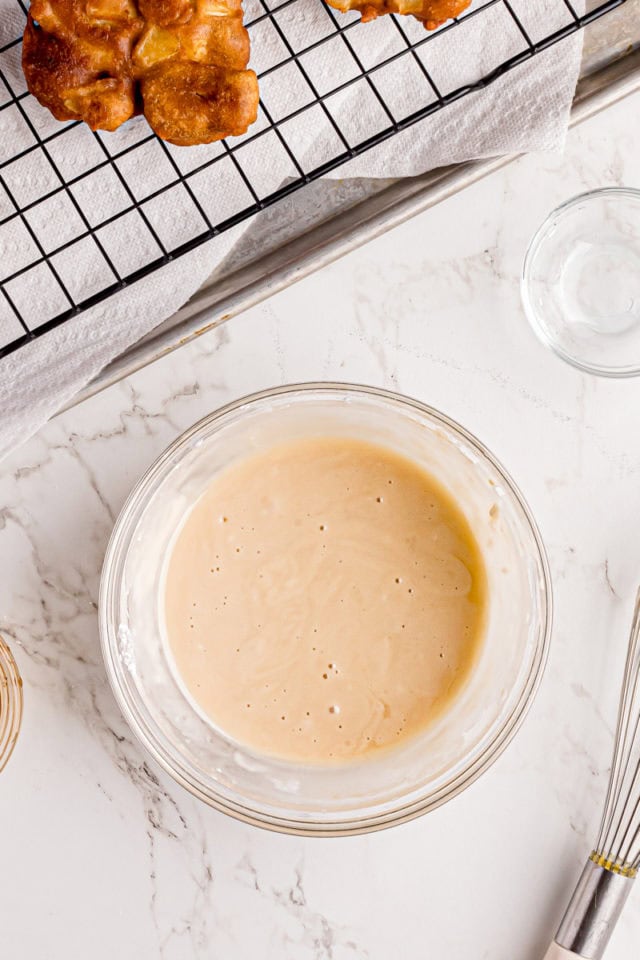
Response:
[[99, 382, 553, 836], [521, 186, 640, 379]]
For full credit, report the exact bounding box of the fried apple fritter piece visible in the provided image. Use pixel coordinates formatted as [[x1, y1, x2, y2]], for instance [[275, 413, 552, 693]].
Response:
[[22, 0, 258, 143], [142, 61, 258, 144], [23, 0, 142, 129], [131, 0, 258, 143], [325, 0, 470, 29]]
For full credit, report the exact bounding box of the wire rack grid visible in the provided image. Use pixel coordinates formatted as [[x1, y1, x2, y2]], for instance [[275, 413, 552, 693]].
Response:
[[0, 0, 628, 360]]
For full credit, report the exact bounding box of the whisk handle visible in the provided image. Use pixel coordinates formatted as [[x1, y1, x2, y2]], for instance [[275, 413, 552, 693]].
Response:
[[545, 858, 634, 960]]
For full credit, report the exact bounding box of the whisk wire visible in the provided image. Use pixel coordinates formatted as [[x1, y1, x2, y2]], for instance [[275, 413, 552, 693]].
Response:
[[551, 590, 640, 960], [594, 599, 637, 853], [594, 588, 640, 874], [606, 667, 640, 865]]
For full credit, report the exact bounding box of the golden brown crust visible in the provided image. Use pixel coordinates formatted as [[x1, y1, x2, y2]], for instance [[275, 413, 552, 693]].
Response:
[[132, 15, 249, 74], [137, 0, 195, 27], [22, 0, 258, 142], [22, 15, 137, 129], [141, 61, 258, 145], [326, 0, 470, 28]]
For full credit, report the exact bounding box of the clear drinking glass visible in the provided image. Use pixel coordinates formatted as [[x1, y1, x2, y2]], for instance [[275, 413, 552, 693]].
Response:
[[100, 384, 551, 835], [522, 188, 640, 377]]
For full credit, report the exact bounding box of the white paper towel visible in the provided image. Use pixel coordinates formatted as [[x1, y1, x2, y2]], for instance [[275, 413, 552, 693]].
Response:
[[0, 0, 584, 461]]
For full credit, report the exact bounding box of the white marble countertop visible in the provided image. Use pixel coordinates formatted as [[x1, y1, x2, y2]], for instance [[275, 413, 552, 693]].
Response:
[[2, 86, 640, 960]]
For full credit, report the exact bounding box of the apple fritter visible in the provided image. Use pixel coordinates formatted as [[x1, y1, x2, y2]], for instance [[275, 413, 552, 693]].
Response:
[[141, 61, 259, 145], [22, 0, 259, 144], [23, 0, 141, 130], [325, 0, 471, 29]]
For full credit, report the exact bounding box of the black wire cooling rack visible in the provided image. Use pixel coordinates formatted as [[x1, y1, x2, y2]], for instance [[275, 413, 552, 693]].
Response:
[[0, 0, 628, 360]]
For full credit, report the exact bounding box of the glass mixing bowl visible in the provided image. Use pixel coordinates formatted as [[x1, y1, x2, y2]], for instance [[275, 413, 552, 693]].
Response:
[[100, 384, 551, 835]]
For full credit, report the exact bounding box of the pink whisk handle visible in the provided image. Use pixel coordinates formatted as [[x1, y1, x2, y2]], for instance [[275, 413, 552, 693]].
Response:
[[543, 944, 580, 959]]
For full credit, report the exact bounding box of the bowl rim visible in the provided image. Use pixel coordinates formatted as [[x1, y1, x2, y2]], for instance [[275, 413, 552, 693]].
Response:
[[99, 382, 553, 836], [521, 186, 640, 379], [0, 634, 23, 774]]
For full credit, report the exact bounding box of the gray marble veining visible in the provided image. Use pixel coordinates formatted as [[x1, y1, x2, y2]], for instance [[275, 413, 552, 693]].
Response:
[[1, 91, 640, 960]]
